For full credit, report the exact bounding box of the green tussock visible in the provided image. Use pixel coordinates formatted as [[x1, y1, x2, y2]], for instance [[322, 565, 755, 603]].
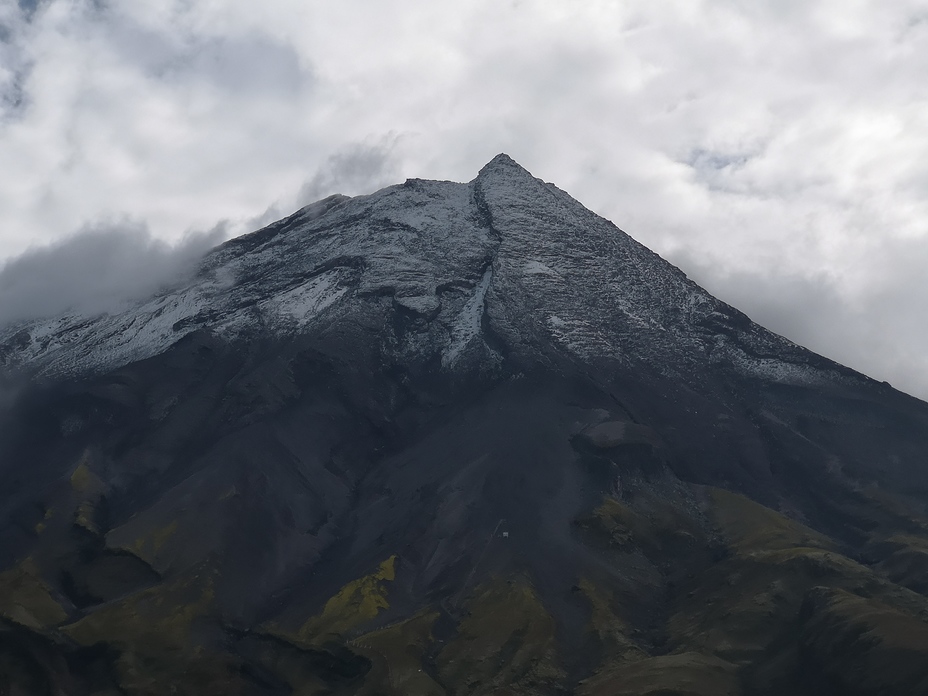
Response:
[[0, 558, 68, 630], [668, 490, 928, 667], [866, 534, 928, 594], [577, 577, 646, 664], [707, 488, 833, 556], [578, 651, 741, 696], [578, 494, 705, 557], [62, 566, 216, 651], [296, 556, 397, 644], [61, 566, 238, 696], [587, 498, 636, 548], [437, 577, 565, 695], [351, 610, 445, 696], [122, 520, 179, 563], [800, 587, 928, 694], [70, 457, 105, 496]]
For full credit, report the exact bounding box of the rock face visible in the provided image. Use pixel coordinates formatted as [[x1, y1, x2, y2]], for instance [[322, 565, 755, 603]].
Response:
[[2, 155, 928, 696], [0, 155, 841, 384]]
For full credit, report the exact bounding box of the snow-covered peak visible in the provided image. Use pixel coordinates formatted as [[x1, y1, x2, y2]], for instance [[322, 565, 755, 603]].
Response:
[[0, 157, 853, 387], [477, 152, 531, 177]]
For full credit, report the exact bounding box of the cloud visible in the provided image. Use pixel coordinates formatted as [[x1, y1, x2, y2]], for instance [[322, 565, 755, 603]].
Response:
[[0, 219, 222, 328], [16, 0, 41, 20], [296, 138, 402, 207], [669, 240, 928, 400], [246, 139, 402, 231]]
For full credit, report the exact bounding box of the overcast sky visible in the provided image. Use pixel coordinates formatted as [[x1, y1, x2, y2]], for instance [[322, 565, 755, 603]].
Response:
[[1, 0, 927, 398]]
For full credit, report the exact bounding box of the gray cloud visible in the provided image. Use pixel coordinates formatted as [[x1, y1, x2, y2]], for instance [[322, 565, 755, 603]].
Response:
[[296, 139, 401, 206], [669, 241, 928, 401], [0, 220, 222, 329], [17, 0, 40, 20], [243, 140, 401, 232]]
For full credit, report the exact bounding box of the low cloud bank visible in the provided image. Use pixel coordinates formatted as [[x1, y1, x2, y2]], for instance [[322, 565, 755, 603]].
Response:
[[670, 246, 928, 402], [0, 220, 222, 329]]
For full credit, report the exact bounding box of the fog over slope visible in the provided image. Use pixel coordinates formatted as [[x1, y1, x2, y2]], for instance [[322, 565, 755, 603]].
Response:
[[0, 221, 221, 328]]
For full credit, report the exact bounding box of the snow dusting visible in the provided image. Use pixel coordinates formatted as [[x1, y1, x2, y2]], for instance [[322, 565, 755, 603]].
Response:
[[0, 154, 860, 391], [442, 265, 493, 368]]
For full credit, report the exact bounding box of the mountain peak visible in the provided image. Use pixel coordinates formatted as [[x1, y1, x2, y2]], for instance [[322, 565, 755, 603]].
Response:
[[4, 155, 928, 696], [477, 152, 534, 179], [0, 156, 850, 388]]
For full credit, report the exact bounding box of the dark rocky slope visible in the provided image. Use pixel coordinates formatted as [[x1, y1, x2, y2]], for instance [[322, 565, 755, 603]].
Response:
[[2, 155, 928, 695]]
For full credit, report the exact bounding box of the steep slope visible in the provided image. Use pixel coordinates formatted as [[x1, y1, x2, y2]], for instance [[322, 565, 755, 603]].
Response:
[[0, 155, 850, 384], [2, 155, 928, 696]]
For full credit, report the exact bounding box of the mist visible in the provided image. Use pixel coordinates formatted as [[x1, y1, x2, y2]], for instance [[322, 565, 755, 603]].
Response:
[[0, 219, 222, 330], [245, 140, 402, 232], [669, 246, 928, 402]]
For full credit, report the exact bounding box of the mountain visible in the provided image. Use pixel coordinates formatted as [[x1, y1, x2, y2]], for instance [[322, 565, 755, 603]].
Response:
[[2, 154, 928, 696]]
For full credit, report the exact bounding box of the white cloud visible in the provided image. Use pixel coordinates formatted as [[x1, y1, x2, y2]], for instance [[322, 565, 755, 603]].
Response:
[[0, 0, 927, 396]]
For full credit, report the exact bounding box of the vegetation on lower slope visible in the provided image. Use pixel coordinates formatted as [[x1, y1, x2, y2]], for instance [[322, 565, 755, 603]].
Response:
[[436, 578, 566, 695], [0, 557, 68, 631], [294, 555, 398, 646], [578, 652, 742, 696], [59, 565, 242, 696], [350, 611, 445, 696], [5, 464, 928, 695], [798, 587, 928, 694]]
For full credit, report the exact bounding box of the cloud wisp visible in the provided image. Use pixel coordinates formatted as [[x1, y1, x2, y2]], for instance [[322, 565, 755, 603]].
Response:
[[247, 139, 402, 231], [0, 220, 222, 329]]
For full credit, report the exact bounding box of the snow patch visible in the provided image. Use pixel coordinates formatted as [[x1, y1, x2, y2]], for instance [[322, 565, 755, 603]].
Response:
[[266, 270, 348, 327], [521, 260, 562, 278], [546, 314, 616, 359], [730, 353, 825, 385], [442, 266, 493, 368], [396, 294, 441, 317]]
